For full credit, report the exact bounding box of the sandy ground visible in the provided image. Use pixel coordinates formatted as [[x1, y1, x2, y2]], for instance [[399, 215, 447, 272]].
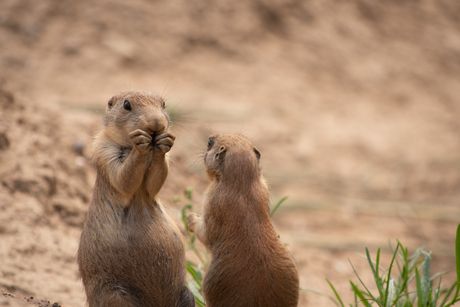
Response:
[[0, 0, 460, 306]]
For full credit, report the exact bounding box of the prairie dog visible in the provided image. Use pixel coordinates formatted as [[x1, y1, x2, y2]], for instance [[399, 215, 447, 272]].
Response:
[[77, 91, 194, 307], [187, 134, 299, 307]]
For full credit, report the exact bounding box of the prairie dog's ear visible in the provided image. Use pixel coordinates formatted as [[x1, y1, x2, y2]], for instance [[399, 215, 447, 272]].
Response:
[[107, 98, 115, 110], [215, 145, 226, 160], [254, 147, 261, 161]]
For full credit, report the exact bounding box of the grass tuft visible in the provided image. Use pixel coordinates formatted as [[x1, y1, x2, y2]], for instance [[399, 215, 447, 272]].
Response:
[[308, 234, 460, 307]]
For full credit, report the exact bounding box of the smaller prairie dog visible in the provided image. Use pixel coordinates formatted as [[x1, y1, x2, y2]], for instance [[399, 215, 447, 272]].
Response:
[[187, 134, 299, 307], [78, 91, 194, 307]]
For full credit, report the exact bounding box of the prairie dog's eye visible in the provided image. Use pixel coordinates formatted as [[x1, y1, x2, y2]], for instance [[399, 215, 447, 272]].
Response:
[[207, 139, 213, 149], [162, 101, 166, 109], [123, 100, 132, 111]]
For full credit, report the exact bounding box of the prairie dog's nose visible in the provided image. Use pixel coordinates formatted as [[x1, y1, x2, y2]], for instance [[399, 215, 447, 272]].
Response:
[[146, 117, 167, 135]]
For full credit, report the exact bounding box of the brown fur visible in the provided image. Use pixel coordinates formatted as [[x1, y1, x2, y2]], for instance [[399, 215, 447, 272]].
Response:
[[187, 134, 299, 307], [77, 91, 194, 307]]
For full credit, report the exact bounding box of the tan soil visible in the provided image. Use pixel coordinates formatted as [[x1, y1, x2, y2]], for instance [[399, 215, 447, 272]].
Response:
[[0, 0, 459, 306]]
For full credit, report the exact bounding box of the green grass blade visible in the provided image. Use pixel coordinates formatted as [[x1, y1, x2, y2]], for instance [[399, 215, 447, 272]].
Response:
[[398, 246, 410, 296], [446, 282, 460, 307], [431, 288, 439, 307], [196, 264, 203, 281], [356, 253, 387, 272], [349, 258, 377, 302], [185, 187, 193, 201], [354, 288, 358, 306], [409, 248, 423, 271], [386, 278, 394, 307], [421, 251, 431, 301], [350, 281, 371, 307], [270, 196, 289, 217], [439, 281, 457, 306], [181, 204, 193, 233], [415, 267, 425, 307], [430, 271, 448, 281], [367, 247, 385, 301], [187, 281, 206, 307], [301, 287, 341, 307], [393, 290, 417, 306], [326, 278, 345, 307], [384, 243, 400, 306], [456, 224, 460, 284], [431, 275, 442, 306], [186, 261, 203, 289]]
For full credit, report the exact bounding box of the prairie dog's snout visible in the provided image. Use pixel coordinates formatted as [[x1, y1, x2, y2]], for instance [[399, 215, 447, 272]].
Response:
[[142, 117, 167, 136]]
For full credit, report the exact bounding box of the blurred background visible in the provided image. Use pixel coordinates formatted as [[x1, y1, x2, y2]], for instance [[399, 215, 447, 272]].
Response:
[[0, 0, 459, 306]]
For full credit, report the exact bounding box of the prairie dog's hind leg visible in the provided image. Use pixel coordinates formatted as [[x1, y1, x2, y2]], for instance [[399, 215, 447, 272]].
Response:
[[86, 282, 142, 307]]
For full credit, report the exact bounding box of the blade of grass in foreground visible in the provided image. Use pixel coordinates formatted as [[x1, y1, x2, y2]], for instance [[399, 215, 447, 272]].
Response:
[[366, 247, 385, 302], [415, 267, 424, 307], [187, 281, 205, 307], [349, 257, 376, 303], [421, 251, 431, 305], [181, 204, 193, 233], [186, 261, 202, 289], [350, 281, 371, 307], [444, 224, 460, 307], [326, 278, 345, 307], [439, 280, 458, 307], [270, 196, 288, 217], [385, 278, 394, 307], [456, 224, 460, 285], [301, 287, 341, 307], [383, 243, 400, 307]]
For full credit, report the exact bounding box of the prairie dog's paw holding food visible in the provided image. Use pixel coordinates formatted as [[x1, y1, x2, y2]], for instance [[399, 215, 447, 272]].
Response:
[[186, 213, 200, 233], [153, 132, 176, 154], [129, 129, 153, 154]]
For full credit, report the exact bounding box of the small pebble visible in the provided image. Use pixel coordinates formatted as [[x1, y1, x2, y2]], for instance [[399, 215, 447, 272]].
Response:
[[72, 140, 85, 155], [0, 132, 9, 150]]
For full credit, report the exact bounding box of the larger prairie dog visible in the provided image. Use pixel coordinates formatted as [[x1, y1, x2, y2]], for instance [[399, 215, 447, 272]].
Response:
[[187, 134, 299, 307], [77, 90, 194, 307]]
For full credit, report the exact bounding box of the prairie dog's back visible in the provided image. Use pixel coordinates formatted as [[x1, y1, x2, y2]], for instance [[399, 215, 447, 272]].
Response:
[[187, 134, 299, 307]]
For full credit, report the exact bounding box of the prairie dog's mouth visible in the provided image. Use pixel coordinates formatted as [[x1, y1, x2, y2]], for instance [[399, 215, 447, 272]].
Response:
[[147, 127, 167, 144]]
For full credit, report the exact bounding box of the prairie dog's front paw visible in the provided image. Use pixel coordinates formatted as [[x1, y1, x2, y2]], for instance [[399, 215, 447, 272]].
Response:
[[129, 129, 152, 154], [187, 213, 200, 233], [153, 132, 176, 154]]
